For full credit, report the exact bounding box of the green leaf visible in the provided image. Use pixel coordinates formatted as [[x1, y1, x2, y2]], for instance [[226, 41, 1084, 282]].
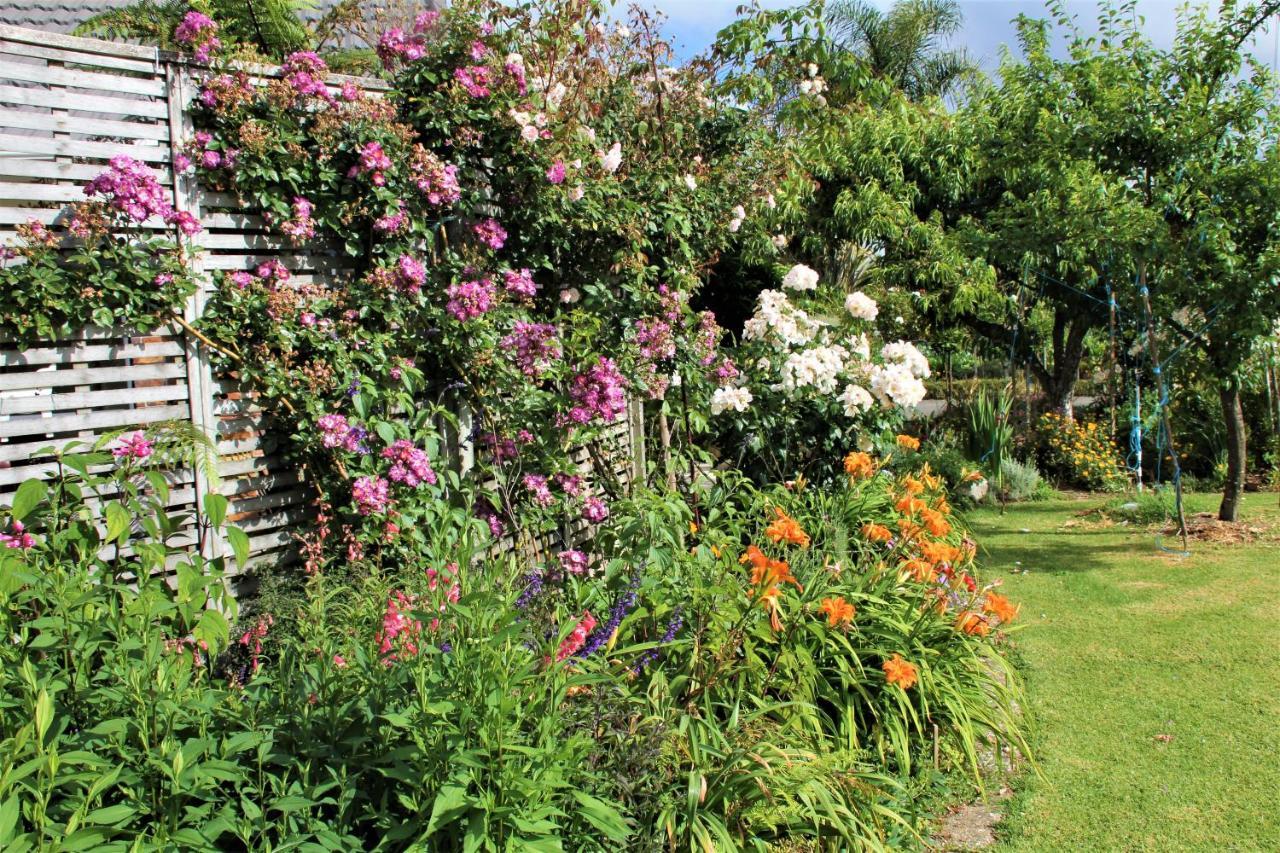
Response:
[[85, 804, 135, 825], [33, 690, 52, 741], [225, 526, 250, 570], [569, 791, 630, 841], [194, 609, 230, 655], [425, 784, 470, 836], [104, 502, 130, 544], [203, 493, 228, 531], [0, 796, 18, 844], [10, 479, 46, 521]]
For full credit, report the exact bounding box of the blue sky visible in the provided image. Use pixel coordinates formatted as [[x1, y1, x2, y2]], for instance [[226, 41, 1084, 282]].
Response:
[[635, 1, 1280, 71]]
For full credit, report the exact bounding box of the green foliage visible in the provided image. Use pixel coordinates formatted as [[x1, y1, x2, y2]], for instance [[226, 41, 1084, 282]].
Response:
[[965, 389, 1013, 472], [997, 458, 1050, 503], [1036, 411, 1128, 492]]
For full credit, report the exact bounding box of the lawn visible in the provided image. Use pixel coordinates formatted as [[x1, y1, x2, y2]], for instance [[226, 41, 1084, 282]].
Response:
[[967, 492, 1280, 852]]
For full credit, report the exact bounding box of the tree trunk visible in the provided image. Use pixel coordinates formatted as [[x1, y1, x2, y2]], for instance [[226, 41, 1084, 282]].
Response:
[[1219, 383, 1247, 522], [1042, 311, 1090, 419]]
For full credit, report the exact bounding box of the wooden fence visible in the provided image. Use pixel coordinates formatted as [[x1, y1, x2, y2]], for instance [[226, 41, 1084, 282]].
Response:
[[0, 25, 642, 577]]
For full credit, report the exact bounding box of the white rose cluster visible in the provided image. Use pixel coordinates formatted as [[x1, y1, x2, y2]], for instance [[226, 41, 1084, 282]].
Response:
[[880, 340, 931, 379], [868, 362, 927, 409], [838, 383, 874, 416], [779, 345, 848, 394], [781, 263, 820, 291], [598, 142, 622, 173], [844, 290, 878, 321], [711, 386, 753, 415], [742, 289, 820, 349]]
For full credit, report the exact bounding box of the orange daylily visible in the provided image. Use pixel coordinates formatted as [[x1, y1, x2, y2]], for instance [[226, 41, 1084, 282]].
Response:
[[895, 495, 928, 515], [882, 654, 919, 689], [759, 585, 785, 632], [843, 451, 875, 480], [896, 434, 920, 451], [896, 518, 924, 541], [765, 507, 810, 548], [932, 496, 952, 516], [983, 591, 1019, 623], [917, 465, 942, 491], [954, 611, 992, 637], [818, 596, 856, 628], [919, 540, 960, 566], [861, 522, 893, 543], [961, 467, 985, 482], [901, 475, 925, 496], [740, 545, 801, 591], [901, 558, 936, 583], [920, 508, 951, 538]]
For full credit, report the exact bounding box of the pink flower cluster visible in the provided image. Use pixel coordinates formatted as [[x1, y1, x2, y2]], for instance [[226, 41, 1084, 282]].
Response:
[[505, 56, 528, 95], [501, 321, 560, 378], [395, 254, 428, 294], [382, 440, 438, 487], [352, 474, 390, 515], [556, 611, 597, 661], [472, 218, 507, 251], [175, 11, 220, 63], [349, 141, 393, 186], [239, 614, 273, 674], [198, 71, 254, 111], [374, 203, 408, 234], [554, 473, 584, 497], [280, 51, 331, 101], [281, 196, 315, 243], [318, 413, 368, 453], [523, 473, 554, 507], [1, 521, 35, 550], [635, 317, 676, 361], [446, 277, 496, 321], [112, 431, 154, 460], [376, 11, 440, 69], [455, 66, 492, 98], [229, 258, 291, 292], [411, 147, 462, 206], [185, 131, 238, 174], [546, 160, 567, 184], [503, 268, 538, 298], [558, 550, 590, 577], [377, 591, 422, 659], [582, 497, 610, 524], [712, 356, 739, 385], [695, 311, 724, 365], [567, 357, 628, 424], [84, 156, 201, 235]]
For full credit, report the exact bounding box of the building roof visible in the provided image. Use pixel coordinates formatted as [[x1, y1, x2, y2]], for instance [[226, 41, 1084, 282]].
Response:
[[0, 1, 392, 35]]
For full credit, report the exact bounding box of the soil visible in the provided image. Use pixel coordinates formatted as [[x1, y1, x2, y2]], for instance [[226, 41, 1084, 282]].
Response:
[[1162, 512, 1276, 544]]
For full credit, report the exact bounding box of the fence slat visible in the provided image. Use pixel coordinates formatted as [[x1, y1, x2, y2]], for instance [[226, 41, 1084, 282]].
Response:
[[0, 83, 168, 119]]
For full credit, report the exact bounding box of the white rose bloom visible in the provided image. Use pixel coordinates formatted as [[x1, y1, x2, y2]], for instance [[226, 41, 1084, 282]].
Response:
[[868, 362, 927, 409], [879, 340, 931, 379], [780, 345, 847, 394], [781, 263, 820, 291], [599, 142, 623, 173], [771, 233, 789, 248], [684, 174, 697, 190], [560, 287, 581, 304], [520, 124, 539, 143], [848, 332, 872, 360], [799, 80, 813, 95], [742, 289, 820, 349], [807, 63, 819, 78], [839, 383, 874, 416], [844, 291, 879, 321], [670, 371, 682, 388], [711, 386, 753, 415]]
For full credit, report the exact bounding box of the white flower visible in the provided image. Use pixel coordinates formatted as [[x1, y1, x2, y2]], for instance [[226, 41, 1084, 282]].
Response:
[[711, 386, 753, 415], [569, 184, 585, 201], [839, 384, 874, 416], [520, 124, 539, 143], [683, 174, 697, 191], [510, 109, 532, 127], [571, 158, 582, 169], [844, 291, 879, 321], [782, 263, 820, 291], [546, 82, 567, 110], [799, 80, 813, 95], [879, 340, 931, 378], [615, 25, 631, 38], [599, 142, 622, 173], [505, 52, 524, 68], [765, 193, 777, 209], [670, 371, 682, 388], [779, 345, 847, 394], [728, 204, 746, 233], [533, 112, 548, 128], [807, 63, 819, 78], [868, 362, 927, 409], [742, 289, 820, 349], [848, 332, 871, 360], [560, 287, 581, 304], [969, 478, 990, 501], [771, 233, 789, 248]]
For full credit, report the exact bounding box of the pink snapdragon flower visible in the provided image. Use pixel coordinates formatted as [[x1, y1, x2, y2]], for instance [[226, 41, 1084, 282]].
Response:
[[112, 431, 154, 460], [382, 440, 438, 487], [1, 521, 35, 550], [377, 591, 422, 659], [555, 611, 597, 661]]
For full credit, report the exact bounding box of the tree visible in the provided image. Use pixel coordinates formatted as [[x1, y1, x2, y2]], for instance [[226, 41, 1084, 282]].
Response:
[[826, 0, 979, 101]]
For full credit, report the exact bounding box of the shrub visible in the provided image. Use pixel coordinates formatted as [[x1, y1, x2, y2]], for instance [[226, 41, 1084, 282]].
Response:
[[997, 458, 1051, 503], [1035, 412, 1128, 492]]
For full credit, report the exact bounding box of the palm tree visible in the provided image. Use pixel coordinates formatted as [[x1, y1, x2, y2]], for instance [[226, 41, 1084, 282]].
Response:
[[826, 0, 980, 100]]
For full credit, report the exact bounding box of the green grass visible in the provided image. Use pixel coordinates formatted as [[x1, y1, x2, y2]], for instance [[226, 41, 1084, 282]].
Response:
[[967, 492, 1280, 852]]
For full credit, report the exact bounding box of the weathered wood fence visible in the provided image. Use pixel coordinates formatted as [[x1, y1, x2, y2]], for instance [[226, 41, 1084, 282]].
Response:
[[0, 25, 642, 576]]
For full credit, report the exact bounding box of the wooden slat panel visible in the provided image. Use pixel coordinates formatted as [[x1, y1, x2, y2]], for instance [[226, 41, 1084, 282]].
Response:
[[0, 108, 169, 142], [0, 158, 172, 186], [0, 133, 168, 164], [0, 383, 187, 415], [0, 40, 158, 74], [0, 338, 183, 367], [0, 83, 168, 119], [0, 360, 185, 391], [0, 402, 188, 440], [0, 59, 165, 97], [0, 25, 159, 62]]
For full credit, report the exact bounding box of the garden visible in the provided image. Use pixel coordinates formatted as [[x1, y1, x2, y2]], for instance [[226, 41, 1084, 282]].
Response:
[[0, 0, 1277, 849]]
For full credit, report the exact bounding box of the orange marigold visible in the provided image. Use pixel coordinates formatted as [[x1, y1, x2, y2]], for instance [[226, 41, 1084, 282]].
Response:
[[954, 611, 992, 637], [983, 591, 1019, 623], [882, 653, 919, 689], [765, 507, 810, 548], [896, 434, 921, 451], [843, 451, 875, 480], [818, 596, 856, 627], [861, 522, 893, 543]]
